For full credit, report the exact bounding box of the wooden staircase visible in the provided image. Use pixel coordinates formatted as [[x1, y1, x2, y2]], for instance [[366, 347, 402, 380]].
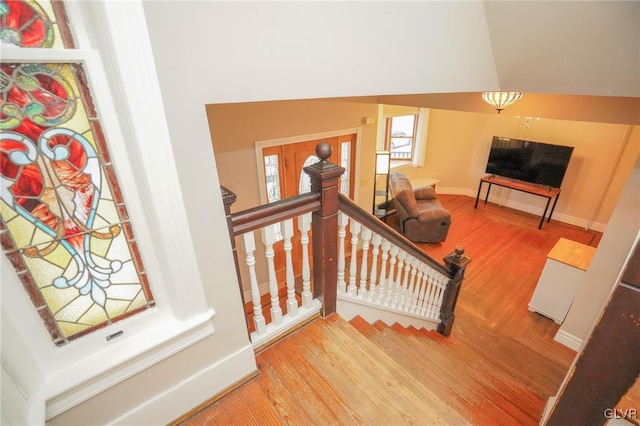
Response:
[[179, 313, 570, 425], [349, 315, 551, 425], [177, 195, 609, 425]]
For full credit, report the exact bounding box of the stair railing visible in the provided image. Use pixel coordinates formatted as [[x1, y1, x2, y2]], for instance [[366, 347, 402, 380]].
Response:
[[222, 142, 470, 349], [337, 194, 470, 334], [223, 188, 323, 348]]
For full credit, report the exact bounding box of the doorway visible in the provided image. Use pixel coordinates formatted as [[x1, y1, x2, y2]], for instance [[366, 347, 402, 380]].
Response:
[[256, 129, 359, 282]]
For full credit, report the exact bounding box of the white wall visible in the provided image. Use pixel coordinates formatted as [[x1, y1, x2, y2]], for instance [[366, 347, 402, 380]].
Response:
[[559, 149, 640, 345]]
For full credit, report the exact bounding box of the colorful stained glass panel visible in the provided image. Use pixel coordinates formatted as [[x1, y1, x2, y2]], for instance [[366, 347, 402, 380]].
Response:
[[0, 0, 73, 49], [1, 61, 155, 346]]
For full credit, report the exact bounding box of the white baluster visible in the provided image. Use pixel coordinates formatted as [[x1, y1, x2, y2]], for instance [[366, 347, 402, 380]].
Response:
[[385, 245, 400, 305], [390, 248, 405, 307], [396, 253, 410, 309], [243, 232, 265, 335], [376, 240, 391, 304], [358, 226, 372, 298], [422, 272, 434, 317], [347, 220, 361, 296], [283, 218, 298, 317], [404, 257, 419, 312], [426, 272, 439, 318], [368, 233, 382, 301], [434, 276, 447, 318], [261, 225, 282, 326], [337, 212, 349, 293], [414, 264, 427, 315], [298, 212, 313, 308]]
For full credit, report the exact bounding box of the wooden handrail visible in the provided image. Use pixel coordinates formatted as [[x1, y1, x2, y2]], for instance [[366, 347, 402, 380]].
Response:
[[338, 193, 452, 278], [230, 192, 321, 235]]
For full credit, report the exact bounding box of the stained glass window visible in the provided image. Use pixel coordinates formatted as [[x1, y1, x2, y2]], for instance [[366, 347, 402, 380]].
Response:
[[0, 0, 73, 49], [1, 1, 154, 346], [340, 141, 351, 195], [264, 154, 281, 204], [263, 153, 283, 240]]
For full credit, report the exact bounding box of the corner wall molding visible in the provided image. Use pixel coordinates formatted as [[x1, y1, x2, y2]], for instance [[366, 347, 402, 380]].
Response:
[[554, 329, 583, 351]]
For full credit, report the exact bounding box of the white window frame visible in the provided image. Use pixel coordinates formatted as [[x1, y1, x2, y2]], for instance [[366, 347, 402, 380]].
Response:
[[381, 108, 430, 169], [1, 1, 214, 421], [384, 114, 418, 160]]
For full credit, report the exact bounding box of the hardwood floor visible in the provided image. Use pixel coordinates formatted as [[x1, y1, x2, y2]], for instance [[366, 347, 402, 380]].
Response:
[[177, 195, 606, 425]]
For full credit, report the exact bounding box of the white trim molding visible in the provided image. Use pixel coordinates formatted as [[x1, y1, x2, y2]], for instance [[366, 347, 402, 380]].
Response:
[[554, 329, 583, 351]]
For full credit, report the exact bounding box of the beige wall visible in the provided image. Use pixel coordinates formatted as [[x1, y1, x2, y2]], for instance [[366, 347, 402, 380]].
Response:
[[415, 110, 636, 228], [207, 99, 380, 212]]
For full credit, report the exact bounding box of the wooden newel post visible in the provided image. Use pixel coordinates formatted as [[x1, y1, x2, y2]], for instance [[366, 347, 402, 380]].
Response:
[[304, 142, 345, 317], [221, 186, 246, 308], [439, 246, 471, 336]]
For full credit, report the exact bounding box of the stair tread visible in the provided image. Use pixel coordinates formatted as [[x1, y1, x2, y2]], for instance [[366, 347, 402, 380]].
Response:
[[301, 315, 469, 425], [258, 333, 361, 424], [352, 316, 543, 425]]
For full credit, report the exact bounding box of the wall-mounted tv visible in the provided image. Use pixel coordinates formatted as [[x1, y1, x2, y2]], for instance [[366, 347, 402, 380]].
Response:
[[485, 136, 574, 188]]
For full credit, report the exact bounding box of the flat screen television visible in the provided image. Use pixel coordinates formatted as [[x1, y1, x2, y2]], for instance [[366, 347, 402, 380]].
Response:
[[485, 136, 574, 188]]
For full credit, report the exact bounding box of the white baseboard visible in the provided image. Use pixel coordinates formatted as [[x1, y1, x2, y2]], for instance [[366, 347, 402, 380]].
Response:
[[554, 329, 583, 351], [109, 343, 257, 425], [438, 187, 607, 233]]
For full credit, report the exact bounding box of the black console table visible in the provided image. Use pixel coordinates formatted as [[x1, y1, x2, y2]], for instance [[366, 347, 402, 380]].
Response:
[[474, 175, 561, 229]]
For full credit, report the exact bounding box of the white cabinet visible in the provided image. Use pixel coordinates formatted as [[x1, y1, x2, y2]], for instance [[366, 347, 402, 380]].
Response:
[[528, 238, 596, 324]]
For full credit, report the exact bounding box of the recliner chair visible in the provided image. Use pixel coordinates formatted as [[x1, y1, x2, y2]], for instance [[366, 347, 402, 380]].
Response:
[[388, 171, 451, 243]]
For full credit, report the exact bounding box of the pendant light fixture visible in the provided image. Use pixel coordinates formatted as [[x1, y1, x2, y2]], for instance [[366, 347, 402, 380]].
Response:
[[482, 91, 524, 114]]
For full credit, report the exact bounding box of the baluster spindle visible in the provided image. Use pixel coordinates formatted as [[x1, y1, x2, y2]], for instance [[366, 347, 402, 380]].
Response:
[[337, 212, 349, 293], [405, 258, 419, 312], [368, 233, 382, 301], [261, 225, 283, 326], [385, 245, 399, 305], [347, 220, 361, 296], [283, 218, 298, 317], [398, 255, 412, 310], [424, 273, 437, 317], [435, 278, 446, 316], [243, 232, 265, 335], [376, 240, 391, 303], [298, 212, 313, 308], [391, 250, 406, 308], [414, 264, 427, 314], [359, 226, 372, 298]]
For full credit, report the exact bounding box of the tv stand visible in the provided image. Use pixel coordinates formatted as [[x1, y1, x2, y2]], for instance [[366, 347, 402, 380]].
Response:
[[474, 175, 561, 229]]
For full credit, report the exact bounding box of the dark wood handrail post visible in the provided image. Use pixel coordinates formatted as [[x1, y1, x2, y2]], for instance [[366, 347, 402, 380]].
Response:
[[221, 186, 246, 308], [439, 246, 471, 336], [304, 142, 345, 317]]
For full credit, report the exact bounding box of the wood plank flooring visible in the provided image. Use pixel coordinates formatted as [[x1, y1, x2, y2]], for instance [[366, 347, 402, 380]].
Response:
[[176, 195, 608, 425]]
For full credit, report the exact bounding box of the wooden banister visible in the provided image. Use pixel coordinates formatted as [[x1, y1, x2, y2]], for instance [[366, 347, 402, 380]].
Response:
[[304, 142, 345, 317], [439, 247, 471, 336], [229, 192, 321, 235], [338, 193, 451, 278]]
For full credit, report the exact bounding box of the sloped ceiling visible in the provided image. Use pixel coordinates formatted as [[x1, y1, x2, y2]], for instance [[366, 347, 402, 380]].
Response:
[[483, 1, 640, 98], [376, 2, 640, 125]]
